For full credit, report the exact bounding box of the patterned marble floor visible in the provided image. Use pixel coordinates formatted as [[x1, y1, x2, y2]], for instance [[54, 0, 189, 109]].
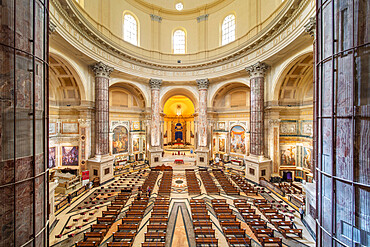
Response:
[[51, 168, 315, 247]]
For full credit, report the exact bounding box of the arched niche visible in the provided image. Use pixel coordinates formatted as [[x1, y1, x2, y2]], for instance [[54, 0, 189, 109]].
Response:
[[211, 82, 250, 110], [273, 53, 314, 106]]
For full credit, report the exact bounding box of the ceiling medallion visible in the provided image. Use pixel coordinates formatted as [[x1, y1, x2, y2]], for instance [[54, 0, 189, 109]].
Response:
[[175, 2, 183, 11]]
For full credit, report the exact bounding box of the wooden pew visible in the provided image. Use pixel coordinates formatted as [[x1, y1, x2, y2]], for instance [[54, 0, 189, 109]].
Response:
[[195, 237, 218, 246], [84, 232, 104, 242], [259, 237, 282, 247], [280, 228, 303, 238], [76, 242, 99, 247], [194, 229, 215, 236]]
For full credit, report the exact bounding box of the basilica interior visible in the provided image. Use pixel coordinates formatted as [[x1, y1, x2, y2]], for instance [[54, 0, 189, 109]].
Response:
[[0, 0, 369, 247]]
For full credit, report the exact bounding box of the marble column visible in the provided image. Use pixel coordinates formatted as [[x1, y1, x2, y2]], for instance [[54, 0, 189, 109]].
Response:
[[88, 62, 114, 184], [148, 79, 163, 165], [149, 78, 162, 147], [196, 79, 210, 166], [92, 62, 113, 156], [246, 62, 268, 156], [304, 17, 316, 179], [244, 62, 271, 183], [196, 79, 209, 147]]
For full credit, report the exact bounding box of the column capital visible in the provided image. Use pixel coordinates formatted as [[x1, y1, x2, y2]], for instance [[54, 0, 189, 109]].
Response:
[[246, 62, 268, 78], [92, 62, 114, 78], [304, 17, 316, 38], [49, 21, 57, 35], [149, 78, 162, 89], [196, 78, 210, 90]]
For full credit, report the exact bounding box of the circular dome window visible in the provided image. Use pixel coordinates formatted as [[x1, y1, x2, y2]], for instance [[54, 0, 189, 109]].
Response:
[[175, 2, 183, 11]]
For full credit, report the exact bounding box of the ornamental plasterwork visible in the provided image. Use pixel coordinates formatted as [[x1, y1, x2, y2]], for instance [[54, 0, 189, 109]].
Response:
[[301, 122, 313, 137], [50, 0, 313, 80], [110, 121, 130, 132], [280, 122, 297, 134]]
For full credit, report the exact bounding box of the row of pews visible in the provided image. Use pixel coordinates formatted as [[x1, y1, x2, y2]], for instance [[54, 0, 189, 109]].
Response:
[[211, 199, 251, 247], [190, 199, 218, 247], [233, 199, 283, 247], [212, 170, 240, 195], [276, 182, 303, 195], [141, 197, 170, 247], [158, 171, 173, 197], [254, 199, 303, 240], [141, 171, 160, 193], [107, 171, 158, 247], [185, 169, 201, 195], [76, 190, 132, 247], [230, 174, 258, 195], [199, 169, 220, 195], [107, 195, 150, 246]]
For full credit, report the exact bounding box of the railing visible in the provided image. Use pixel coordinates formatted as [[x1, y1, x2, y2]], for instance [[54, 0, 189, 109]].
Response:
[[259, 179, 285, 197]]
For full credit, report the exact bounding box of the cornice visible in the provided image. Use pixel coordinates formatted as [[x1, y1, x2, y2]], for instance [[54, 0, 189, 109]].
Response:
[[50, 0, 314, 80]]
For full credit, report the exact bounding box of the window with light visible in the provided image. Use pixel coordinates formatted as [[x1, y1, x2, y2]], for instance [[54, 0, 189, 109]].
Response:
[[123, 14, 138, 46], [222, 14, 235, 46], [173, 29, 186, 54]]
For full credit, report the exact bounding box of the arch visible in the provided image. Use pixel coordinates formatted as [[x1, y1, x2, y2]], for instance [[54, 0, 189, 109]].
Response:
[[109, 82, 147, 108], [160, 87, 198, 110], [210, 81, 250, 108], [221, 13, 236, 46], [123, 11, 139, 46], [172, 28, 186, 54], [49, 53, 87, 106], [272, 51, 314, 103]]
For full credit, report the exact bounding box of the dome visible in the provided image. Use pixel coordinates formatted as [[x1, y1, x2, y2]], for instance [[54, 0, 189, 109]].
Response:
[[67, 0, 292, 68]]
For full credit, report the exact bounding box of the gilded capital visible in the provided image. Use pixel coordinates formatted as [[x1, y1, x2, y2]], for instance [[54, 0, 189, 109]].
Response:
[[246, 62, 268, 78], [196, 79, 210, 90], [149, 78, 162, 89], [92, 62, 114, 78]]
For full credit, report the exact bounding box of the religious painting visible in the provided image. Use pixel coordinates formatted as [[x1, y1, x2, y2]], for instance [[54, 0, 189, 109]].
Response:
[[219, 138, 225, 152], [213, 138, 216, 152], [280, 145, 296, 166], [113, 126, 128, 154], [303, 147, 312, 170], [142, 138, 146, 151], [230, 125, 246, 154], [62, 146, 79, 166], [48, 147, 56, 168], [133, 138, 140, 152]]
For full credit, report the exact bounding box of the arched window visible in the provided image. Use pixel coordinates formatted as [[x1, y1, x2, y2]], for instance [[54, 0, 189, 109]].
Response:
[[173, 29, 186, 54], [123, 14, 138, 46], [221, 14, 235, 46]]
